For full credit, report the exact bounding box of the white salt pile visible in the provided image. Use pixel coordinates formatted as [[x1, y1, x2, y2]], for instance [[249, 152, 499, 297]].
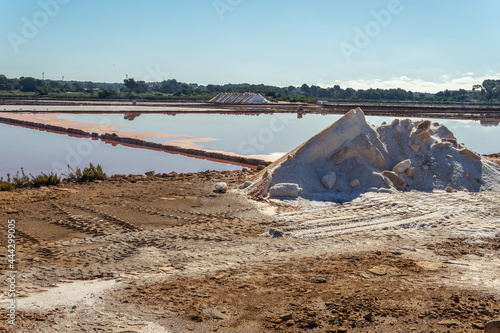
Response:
[[244, 108, 500, 201]]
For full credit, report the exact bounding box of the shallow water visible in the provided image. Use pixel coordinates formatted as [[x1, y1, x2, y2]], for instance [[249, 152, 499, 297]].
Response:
[[0, 122, 241, 179], [1, 112, 499, 178]]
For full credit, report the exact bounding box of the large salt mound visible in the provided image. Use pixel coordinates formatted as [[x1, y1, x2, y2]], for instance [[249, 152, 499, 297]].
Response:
[[244, 108, 500, 201]]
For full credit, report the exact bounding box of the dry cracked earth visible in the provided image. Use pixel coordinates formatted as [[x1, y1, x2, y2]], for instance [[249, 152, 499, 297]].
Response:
[[0, 169, 499, 332]]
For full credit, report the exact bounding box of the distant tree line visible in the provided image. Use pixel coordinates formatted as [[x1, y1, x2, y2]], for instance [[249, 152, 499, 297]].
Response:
[[0, 74, 122, 96], [1, 74, 500, 103]]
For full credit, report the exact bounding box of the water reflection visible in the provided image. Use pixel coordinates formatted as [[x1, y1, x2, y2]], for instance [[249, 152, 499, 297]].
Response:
[[124, 112, 141, 121], [480, 118, 500, 127], [0, 122, 243, 179], [1, 112, 499, 178]]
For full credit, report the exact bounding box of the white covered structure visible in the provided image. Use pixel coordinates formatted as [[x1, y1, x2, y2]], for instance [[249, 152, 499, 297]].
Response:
[[209, 93, 270, 104]]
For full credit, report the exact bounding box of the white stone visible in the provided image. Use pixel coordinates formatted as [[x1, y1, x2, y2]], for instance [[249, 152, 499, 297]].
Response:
[[321, 171, 337, 190], [269, 183, 302, 198], [393, 159, 411, 174], [348, 179, 360, 188], [214, 182, 228, 192], [406, 167, 416, 178]]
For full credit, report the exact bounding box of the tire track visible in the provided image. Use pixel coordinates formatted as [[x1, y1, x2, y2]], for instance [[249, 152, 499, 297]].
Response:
[[51, 202, 142, 235], [271, 191, 500, 238]]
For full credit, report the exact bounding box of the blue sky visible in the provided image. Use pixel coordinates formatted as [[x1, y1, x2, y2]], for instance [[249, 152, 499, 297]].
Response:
[[1, 0, 499, 92]]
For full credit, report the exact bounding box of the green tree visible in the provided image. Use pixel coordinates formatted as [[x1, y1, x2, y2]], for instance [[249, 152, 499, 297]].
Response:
[[62, 83, 71, 92], [124, 78, 143, 94], [84, 81, 96, 93], [159, 79, 180, 94], [341, 88, 355, 99], [35, 86, 50, 96], [0, 75, 12, 91], [180, 83, 193, 95], [49, 80, 62, 91], [482, 79, 500, 100], [72, 82, 84, 92], [19, 77, 39, 92], [206, 84, 217, 93]]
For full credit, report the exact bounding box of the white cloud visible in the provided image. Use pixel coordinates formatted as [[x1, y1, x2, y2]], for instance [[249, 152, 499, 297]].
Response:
[[319, 74, 500, 93]]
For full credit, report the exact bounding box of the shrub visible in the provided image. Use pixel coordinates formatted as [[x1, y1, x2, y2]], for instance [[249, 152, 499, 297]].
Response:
[[0, 169, 61, 190], [11, 168, 31, 188], [0, 180, 15, 191], [0, 164, 108, 191], [30, 172, 61, 187], [66, 163, 107, 182]]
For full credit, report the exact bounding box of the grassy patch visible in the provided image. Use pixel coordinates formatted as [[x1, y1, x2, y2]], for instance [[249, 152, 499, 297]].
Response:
[[30, 172, 61, 187], [0, 168, 61, 191], [0, 181, 15, 191], [65, 163, 107, 182], [0, 163, 108, 191]]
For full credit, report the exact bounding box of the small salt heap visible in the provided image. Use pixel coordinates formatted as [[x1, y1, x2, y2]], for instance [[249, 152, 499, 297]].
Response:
[[244, 108, 500, 201]]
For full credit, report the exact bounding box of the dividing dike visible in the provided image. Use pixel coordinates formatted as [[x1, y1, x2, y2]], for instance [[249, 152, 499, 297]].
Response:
[[0, 116, 269, 169]]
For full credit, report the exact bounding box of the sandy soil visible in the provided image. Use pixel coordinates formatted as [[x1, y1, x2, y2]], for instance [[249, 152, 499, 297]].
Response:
[[0, 170, 499, 332]]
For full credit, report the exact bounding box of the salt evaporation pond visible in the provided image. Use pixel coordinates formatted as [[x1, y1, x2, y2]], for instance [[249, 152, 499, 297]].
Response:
[[1, 112, 499, 178]]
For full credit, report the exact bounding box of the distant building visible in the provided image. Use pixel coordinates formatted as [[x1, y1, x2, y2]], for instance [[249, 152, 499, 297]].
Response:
[[317, 100, 329, 105], [209, 92, 270, 104]]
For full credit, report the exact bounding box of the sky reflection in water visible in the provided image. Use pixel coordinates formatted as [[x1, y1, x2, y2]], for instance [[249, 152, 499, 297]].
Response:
[[1, 113, 498, 178]]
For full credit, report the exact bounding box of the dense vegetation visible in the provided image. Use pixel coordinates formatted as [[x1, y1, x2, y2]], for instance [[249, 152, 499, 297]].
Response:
[[1, 74, 499, 103]]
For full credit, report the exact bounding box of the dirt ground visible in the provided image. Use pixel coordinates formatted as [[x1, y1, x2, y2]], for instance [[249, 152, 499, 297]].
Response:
[[0, 169, 499, 332]]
